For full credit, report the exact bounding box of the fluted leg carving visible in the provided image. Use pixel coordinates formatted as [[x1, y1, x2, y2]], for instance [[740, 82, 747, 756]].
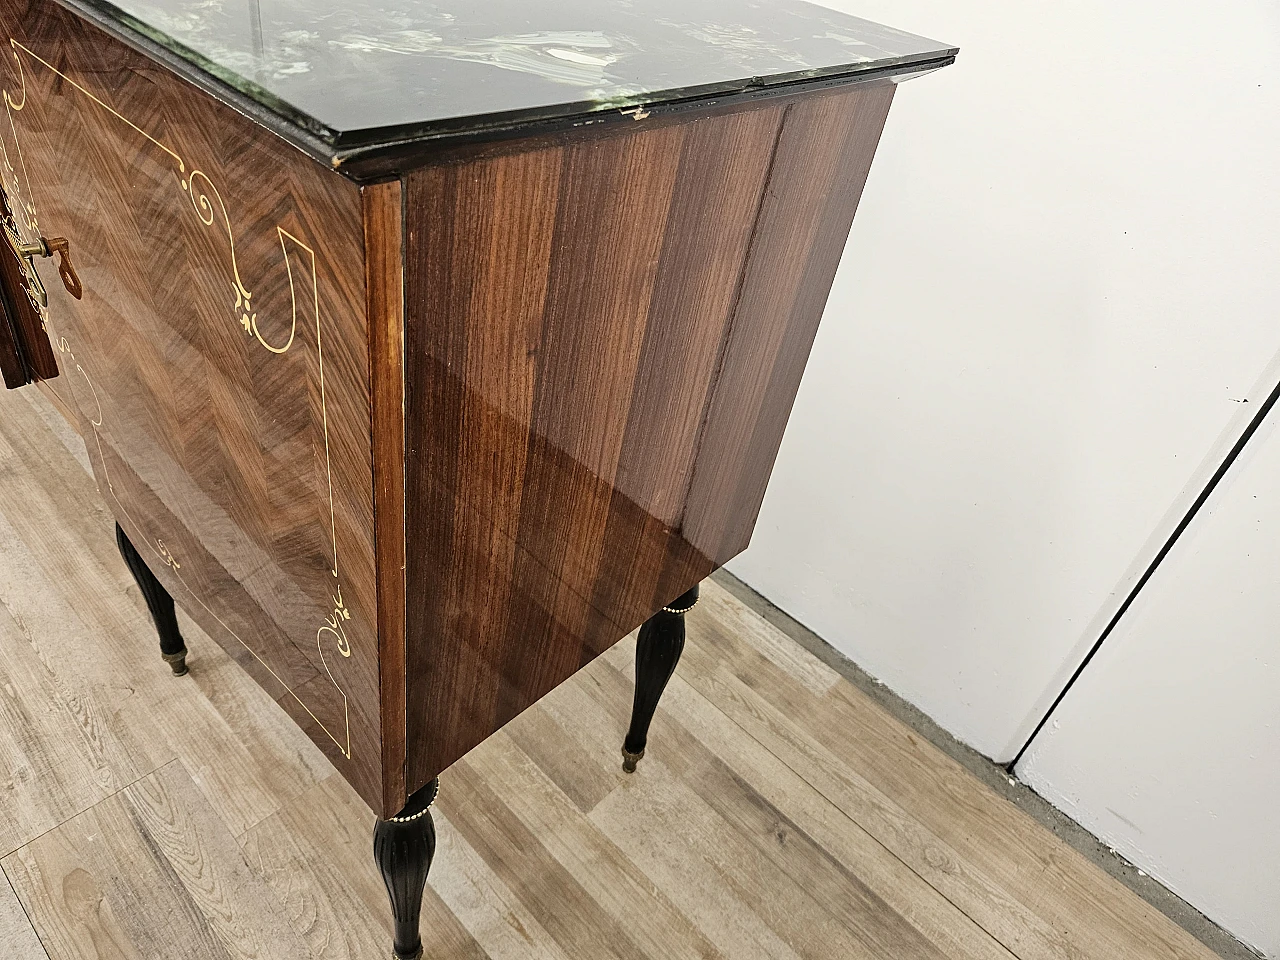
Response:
[[115, 522, 188, 676], [374, 777, 439, 960], [623, 584, 698, 772]]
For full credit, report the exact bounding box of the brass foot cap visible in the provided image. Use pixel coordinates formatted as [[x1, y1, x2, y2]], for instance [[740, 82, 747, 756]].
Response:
[[621, 746, 645, 773], [162, 648, 189, 677]]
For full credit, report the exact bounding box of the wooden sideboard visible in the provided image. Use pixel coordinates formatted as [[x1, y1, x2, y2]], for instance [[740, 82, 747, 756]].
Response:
[[0, 0, 953, 955]]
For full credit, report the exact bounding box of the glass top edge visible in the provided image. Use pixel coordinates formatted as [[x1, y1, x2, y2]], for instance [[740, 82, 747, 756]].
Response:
[[64, 0, 340, 141], [58, 0, 955, 162], [329, 51, 957, 151]]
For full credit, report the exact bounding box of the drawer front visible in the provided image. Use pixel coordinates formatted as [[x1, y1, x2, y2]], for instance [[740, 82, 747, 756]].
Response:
[[0, 0, 385, 807]]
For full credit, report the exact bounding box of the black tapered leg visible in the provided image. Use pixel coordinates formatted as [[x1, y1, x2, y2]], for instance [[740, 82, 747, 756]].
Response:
[[114, 522, 188, 676], [374, 777, 439, 960], [623, 584, 699, 773]]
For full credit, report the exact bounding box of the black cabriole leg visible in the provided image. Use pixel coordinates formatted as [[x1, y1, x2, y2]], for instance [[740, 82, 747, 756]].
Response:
[[623, 583, 699, 773], [115, 522, 188, 676], [374, 777, 439, 960]]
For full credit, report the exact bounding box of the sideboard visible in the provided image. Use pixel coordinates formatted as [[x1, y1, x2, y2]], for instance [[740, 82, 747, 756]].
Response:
[[0, 0, 954, 955]]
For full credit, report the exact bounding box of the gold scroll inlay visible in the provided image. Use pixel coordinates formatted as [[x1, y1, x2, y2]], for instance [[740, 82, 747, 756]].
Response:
[[2, 38, 356, 759]]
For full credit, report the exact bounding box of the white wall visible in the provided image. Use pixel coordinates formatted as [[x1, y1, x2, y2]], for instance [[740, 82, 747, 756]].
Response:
[[1016, 402, 1280, 958], [729, 0, 1280, 760]]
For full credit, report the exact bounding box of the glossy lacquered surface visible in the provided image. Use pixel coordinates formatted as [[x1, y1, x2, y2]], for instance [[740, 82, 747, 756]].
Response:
[[74, 0, 952, 148], [2, 0, 925, 817], [0, 0, 386, 806], [403, 82, 895, 789]]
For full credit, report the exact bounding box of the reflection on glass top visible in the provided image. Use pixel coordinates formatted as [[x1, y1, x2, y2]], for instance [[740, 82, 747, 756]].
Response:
[[90, 0, 955, 145]]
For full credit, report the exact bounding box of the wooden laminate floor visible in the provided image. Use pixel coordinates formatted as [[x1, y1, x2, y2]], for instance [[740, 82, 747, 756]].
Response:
[[0, 384, 1220, 960]]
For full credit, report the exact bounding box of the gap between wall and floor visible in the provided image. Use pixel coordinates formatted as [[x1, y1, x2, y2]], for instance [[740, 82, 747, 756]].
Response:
[[709, 568, 1264, 960]]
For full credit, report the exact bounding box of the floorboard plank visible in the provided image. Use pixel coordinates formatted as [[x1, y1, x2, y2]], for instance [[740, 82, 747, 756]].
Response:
[[441, 758, 651, 960], [0, 385, 1224, 960], [0, 385, 329, 841], [2, 760, 311, 960], [0, 865, 48, 960], [0, 597, 132, 858], [239, 774, 486, 960], [682, 580, 1220, 960], [613, 663, 1014, 960], [588, 754, 823, 960], [430, 810, 573, 960], [466, 730, 727, 960]]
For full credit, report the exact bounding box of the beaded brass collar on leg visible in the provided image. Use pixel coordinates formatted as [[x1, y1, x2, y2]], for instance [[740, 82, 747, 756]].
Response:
[[661, 596, 699, 615], [387, 777, 440, 823]]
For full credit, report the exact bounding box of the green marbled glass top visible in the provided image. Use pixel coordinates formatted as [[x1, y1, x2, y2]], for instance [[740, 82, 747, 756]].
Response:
[[84, 0, 954, 146]]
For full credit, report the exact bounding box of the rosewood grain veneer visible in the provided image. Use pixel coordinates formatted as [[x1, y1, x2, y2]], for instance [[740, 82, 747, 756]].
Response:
[[0, 0, 953, 954]]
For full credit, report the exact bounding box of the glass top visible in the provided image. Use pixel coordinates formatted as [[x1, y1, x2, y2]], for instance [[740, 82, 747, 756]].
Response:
[[83, 0, 955, 149]]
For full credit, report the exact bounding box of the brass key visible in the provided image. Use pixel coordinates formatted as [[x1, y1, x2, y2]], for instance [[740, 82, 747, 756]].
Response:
[[15, 235, 82, 305]]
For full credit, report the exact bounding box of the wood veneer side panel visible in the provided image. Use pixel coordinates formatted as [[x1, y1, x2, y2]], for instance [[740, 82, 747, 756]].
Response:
[[406, 147, 565, 795], [403, 106, 798, 788], [486, 125, 687, 729], [684, 82, 897, 565], [582, 105, 787, 653], [364, 178, 407, 817], [402, 126, 692, 786]]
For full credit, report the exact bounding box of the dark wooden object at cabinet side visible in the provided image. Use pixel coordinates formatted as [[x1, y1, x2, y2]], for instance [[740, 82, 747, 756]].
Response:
[[401, 82, 896, 790], [0, 181, 31, 387], [0, 0, 389, 809], [0, 285, 26, 387], [0, 182, 56, 384]]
